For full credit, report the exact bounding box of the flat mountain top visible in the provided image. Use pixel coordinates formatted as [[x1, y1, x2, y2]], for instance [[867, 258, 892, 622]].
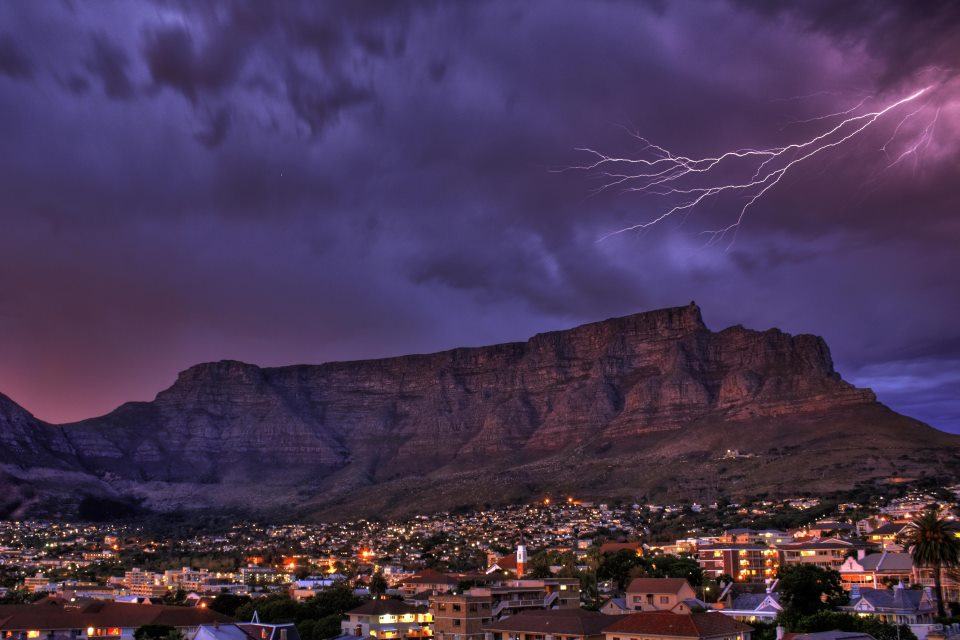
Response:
[[1, 303, 956, 520]]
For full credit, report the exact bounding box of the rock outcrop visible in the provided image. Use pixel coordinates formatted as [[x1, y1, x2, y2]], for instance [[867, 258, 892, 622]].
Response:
[[0, 303, 956, 520]]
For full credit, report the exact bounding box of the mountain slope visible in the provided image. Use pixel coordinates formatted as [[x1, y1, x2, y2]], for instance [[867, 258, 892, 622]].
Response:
[[1, 303, 956, 520]]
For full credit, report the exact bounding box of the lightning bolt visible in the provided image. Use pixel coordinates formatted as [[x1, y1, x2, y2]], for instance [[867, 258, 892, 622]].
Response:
[[566, 85, 935, 245]]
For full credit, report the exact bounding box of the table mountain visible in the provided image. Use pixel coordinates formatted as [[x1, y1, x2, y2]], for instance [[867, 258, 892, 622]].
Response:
[[1, 303, 956, 520]]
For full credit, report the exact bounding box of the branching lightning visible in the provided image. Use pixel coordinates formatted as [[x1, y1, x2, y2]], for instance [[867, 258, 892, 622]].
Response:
[[565, 85, 938, 245]]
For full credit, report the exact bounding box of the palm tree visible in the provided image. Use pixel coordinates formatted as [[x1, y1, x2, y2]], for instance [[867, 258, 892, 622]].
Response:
[[904, 507, 960, 617]]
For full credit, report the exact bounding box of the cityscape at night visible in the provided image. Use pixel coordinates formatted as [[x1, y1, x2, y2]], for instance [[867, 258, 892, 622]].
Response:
[[1, 3, 959, 640]]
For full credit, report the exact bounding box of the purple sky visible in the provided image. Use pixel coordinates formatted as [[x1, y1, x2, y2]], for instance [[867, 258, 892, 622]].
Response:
[[1, 1, 958, 432]]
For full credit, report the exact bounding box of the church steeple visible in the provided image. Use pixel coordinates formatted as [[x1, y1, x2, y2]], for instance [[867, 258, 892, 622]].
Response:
[[516, 531, 527, 578]]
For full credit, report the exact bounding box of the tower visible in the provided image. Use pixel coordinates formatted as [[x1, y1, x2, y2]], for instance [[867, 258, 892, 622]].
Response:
[[516, 532, 527, 578]]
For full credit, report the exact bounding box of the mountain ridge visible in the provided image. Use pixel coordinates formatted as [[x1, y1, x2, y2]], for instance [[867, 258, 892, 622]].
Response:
[[1, 302, 957, 521]]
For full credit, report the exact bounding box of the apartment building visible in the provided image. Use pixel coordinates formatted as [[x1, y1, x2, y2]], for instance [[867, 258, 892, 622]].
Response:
[[697, 545, 777, 583]]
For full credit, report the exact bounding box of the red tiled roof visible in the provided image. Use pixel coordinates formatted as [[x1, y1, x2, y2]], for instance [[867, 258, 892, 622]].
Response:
[[484, 610, 617, 636], [626, 578, 690, 594], [402, 569, 458, 585], [0, 599, 232, 631], [604, 612, 752, 638]]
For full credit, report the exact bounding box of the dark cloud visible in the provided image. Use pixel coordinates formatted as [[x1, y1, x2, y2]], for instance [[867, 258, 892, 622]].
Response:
[[142, 24, 248, 102], [194, 106, 232, 148], [85, 34, 135, 99], [0, 0, 958, 435], [738, 0, 960, 85], [0, 33, 33, 80], [285, 64, 375, 136]]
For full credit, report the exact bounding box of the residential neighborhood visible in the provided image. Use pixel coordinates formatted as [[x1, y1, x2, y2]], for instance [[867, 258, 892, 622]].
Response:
[[1, 486, 960, 640]]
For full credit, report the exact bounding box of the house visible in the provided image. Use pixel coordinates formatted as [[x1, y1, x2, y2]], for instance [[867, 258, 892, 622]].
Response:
[[839, 553, 913, 591], [0, 598, 232, 640], [697, 545, 778, 583], [865, 523, 907, 550], [603, 611, 752, 640], [600, 598, 630, 616], [399, 570, 460, 598], [624, 579, 700, 613], [195, 622, 301, 640], [484, 609, 616, 640], [341, 599, 433, 639], [840, 584, 937, 626], [432, 578, 580, 622], [714, 581, 781, 623], [777, 539, 855, 571]]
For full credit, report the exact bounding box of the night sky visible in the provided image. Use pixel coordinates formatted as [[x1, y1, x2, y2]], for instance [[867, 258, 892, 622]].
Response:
[[1, 1, 958, 432]]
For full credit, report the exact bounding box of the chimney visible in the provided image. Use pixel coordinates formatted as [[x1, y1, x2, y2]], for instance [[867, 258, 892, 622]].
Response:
[[857, 548, 866, 560], [776, 626, 785, 640], [850, 584, 861, 600]]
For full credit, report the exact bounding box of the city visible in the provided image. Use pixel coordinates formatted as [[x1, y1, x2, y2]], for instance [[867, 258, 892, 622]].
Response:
[[2, 485, 959, 640]]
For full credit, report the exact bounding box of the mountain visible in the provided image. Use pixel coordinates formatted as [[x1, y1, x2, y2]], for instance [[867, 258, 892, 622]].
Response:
[[1, 303, 957, 520]]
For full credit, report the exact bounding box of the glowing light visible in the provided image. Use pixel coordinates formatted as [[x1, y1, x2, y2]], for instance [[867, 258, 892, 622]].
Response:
[[565, 85, 936, 245]]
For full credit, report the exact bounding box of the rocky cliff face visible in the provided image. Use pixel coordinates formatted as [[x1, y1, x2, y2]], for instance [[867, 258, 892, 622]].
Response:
[[0, 303, 955, 520]]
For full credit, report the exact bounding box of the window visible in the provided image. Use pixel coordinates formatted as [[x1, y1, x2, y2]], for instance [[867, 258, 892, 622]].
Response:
[[453, 621, 461, 627], [659, 596, 669, 604], [453, 604, 461, 612]]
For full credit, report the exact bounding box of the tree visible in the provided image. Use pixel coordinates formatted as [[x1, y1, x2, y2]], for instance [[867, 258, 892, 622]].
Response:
[[778, 564, 847, 618], [210, 593, 252, 618], [597, 550, 644, 591], [369, 572, 388, 597], [134, 626, 183, 640], [904, 507, 960, 617], [787, 610, 916, 640]]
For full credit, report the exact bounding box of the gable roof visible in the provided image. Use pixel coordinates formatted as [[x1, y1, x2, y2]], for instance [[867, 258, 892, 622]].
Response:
[[729, 592, 781, 613], [857, 553, 913, 573], [848, 588, 933, 613], [484, 610, 616, 636], [626, 578, 691, 594], [604, 612, 752, 637], [0, 599, 231, 631]]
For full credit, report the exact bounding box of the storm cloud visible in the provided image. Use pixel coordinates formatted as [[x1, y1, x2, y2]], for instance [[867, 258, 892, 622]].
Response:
[[0, 1, 958, 433]]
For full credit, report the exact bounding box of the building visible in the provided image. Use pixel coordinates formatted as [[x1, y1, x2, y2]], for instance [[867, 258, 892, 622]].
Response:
[[122, 569, 168, 599], [714, 582, 782, 624], [720, 531, 792, 546], [777, 539, 854, 571], [841, 584, 937, 626], [781, 632, 877, 640], [839, 553, 913, 591], [341, 599, 433, 639], [196, 622, 301, 640], [624, 579, 699, 613], [484, 609, 616, 640], [23, 575, 56, 594], [599, 599, 630, 616], [399, 570, 460, 598], [864, 523, 907, 550], [912, 566, 960, 605], [430, 593, 493, 640], [603, 612, 752, 640], [0, 598, 231, 640], [697, 545, 777, 583]]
